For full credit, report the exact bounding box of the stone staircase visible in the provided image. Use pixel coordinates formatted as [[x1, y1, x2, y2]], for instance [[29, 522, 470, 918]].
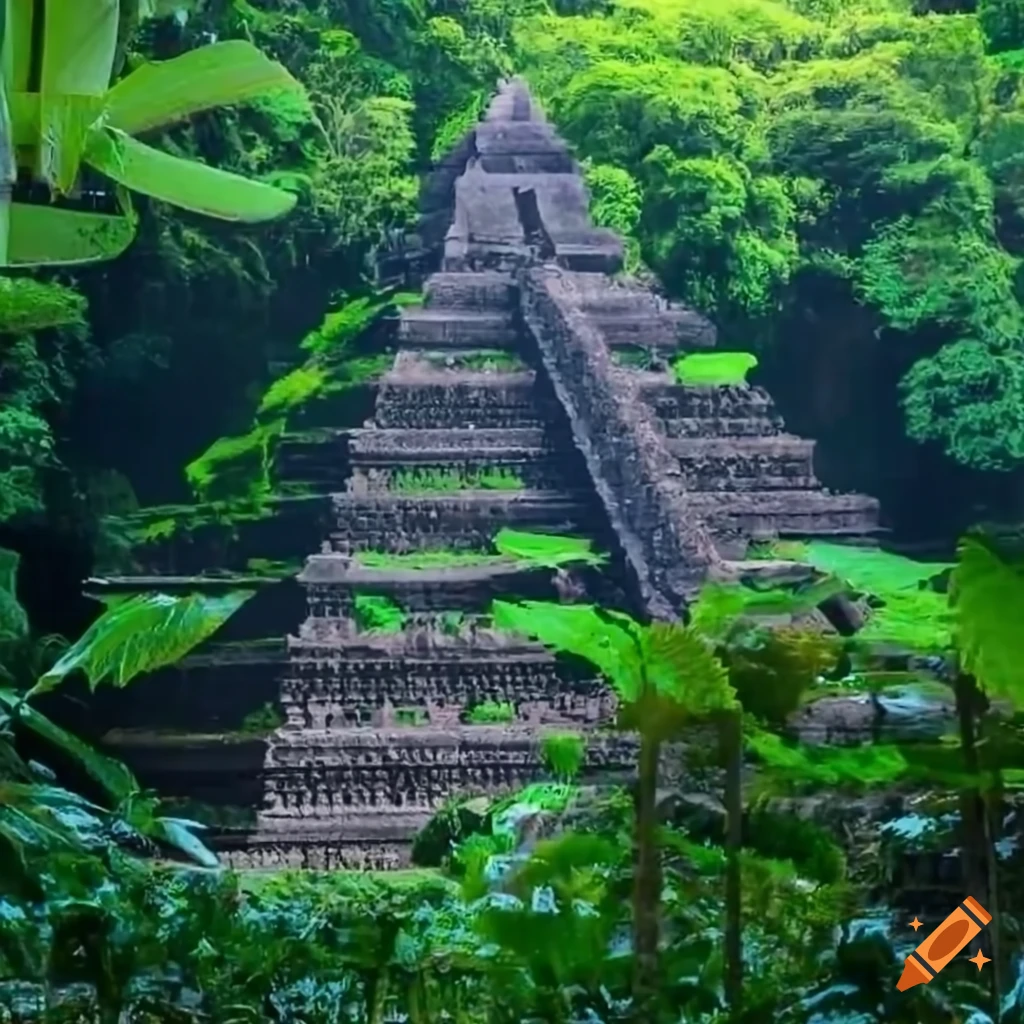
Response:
[[100, 79, 881, 869]]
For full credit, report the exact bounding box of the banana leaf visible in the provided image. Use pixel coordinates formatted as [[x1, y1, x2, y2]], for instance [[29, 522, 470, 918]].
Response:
[[32, 589, 253, 697], [39, 0, 118, 188], [4, 0, 35, 93], [103, 39, 301, 136], [6, 201, 136, 265], [86, 129, 298, 222]]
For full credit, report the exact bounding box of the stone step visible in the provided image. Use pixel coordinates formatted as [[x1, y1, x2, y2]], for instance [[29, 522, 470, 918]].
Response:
[[661, 416, 782, 439], [258, 726, 637, 816], [345, 427, 576, 493], [590, 310, 715, 349], [397, 306, 518, 348], [668, 435, 819, 491], [298, 556, 558, 615], [276, 429, 348, 487], [83, 572, 280, 595], [95, 639, 286, 734], [691, 490, 882, 538], [101, 729, 268, 808], [640, 380, 781, 424], [373, 374, 554, 430], [328, 490, 594, 553], [423, 271, 517, 311], [281, 641, 611, 728], [393, 349, 529, 374], [219, 813, 433, 871]]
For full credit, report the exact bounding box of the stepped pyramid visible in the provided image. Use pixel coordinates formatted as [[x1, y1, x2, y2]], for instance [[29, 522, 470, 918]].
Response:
[[102, 80, 879, 869]]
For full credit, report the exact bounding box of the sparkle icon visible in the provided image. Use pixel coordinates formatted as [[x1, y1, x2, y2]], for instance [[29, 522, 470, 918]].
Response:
[[909, 917, 923, 931], [969, 949, 991, 971]]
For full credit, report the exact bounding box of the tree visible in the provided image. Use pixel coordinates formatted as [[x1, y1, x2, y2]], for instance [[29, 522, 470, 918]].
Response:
[[490, 598, 736, 1021]]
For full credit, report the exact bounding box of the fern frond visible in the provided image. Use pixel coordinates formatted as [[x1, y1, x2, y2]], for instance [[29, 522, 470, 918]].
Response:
[[951, 535, 1024, 704]]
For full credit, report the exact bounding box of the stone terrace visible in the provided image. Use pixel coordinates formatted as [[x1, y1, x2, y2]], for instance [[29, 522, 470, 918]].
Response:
[[102, 79, 883, 869]]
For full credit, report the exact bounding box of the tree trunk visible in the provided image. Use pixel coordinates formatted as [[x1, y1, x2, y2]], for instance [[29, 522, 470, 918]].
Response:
[[955, 671, 987, 897], [722, 708, 744, 1018], [632, 732, 662, 1020], [954, 669, 1000, 1018]]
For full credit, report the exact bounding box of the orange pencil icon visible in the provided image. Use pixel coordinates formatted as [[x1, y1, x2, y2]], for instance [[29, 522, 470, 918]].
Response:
[[897, 896, 992, 991]]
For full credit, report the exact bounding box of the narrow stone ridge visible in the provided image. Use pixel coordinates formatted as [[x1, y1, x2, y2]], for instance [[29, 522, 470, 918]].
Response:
[[521, 266, 721, 616]]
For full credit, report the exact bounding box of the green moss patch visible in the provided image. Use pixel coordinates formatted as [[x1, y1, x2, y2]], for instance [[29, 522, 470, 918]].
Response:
[[672, 351, 758, 386]]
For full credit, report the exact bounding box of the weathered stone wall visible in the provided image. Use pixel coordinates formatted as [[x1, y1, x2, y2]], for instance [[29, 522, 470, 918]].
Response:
[[519, 266, 722, 617]]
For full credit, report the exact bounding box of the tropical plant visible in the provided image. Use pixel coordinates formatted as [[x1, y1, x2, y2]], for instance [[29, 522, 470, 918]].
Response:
[[1, 2, 303, 267], [0, 582, 253, 878], [490, 598, 736, 1020], [804, 535, 1024, 1016]]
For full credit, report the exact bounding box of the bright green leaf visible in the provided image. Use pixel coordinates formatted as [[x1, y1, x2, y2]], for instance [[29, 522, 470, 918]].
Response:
[[492, 528, 608, 569], [951, 535, 1024, 706], [32, 589, 253, 697], [6, 202, 137, 266], [103, 40, 302, 136], [85, 129, 298, 222]]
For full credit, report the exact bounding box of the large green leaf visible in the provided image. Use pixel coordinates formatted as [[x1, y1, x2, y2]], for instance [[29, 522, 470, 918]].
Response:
[[39, 94, 103, 194], [803, 541, 950, 594], [6, 0, 37, 92], [103, 39, 302, 136], [6, 201, 137, 266], [688, 578, 844, 642], [41, 0, 118, 95], [747, 728, 908, 791], [85, 129, 298, 222], [38, 0, 118, 192], [802, 541, 953, 651], [951, 535, 1024, 706], [0, 690, 138, 802], [491, 600, 643, 695], [492, 528, 608, 569], [31, 589, 253, 697]]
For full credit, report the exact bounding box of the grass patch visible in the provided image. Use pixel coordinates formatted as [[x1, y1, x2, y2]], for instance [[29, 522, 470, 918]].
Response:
[[389, 467, 524, 493], [673, 351, 758, 386], [355, 549, 508, 570], [353, 593, 406, 633], [395, 707, 429, 726], [466, 700, 516, 724], [245, 557, 304, 578]]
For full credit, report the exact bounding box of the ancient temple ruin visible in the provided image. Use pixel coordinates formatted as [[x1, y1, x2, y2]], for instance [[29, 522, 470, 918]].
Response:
[[102, 81, 880, 869]]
